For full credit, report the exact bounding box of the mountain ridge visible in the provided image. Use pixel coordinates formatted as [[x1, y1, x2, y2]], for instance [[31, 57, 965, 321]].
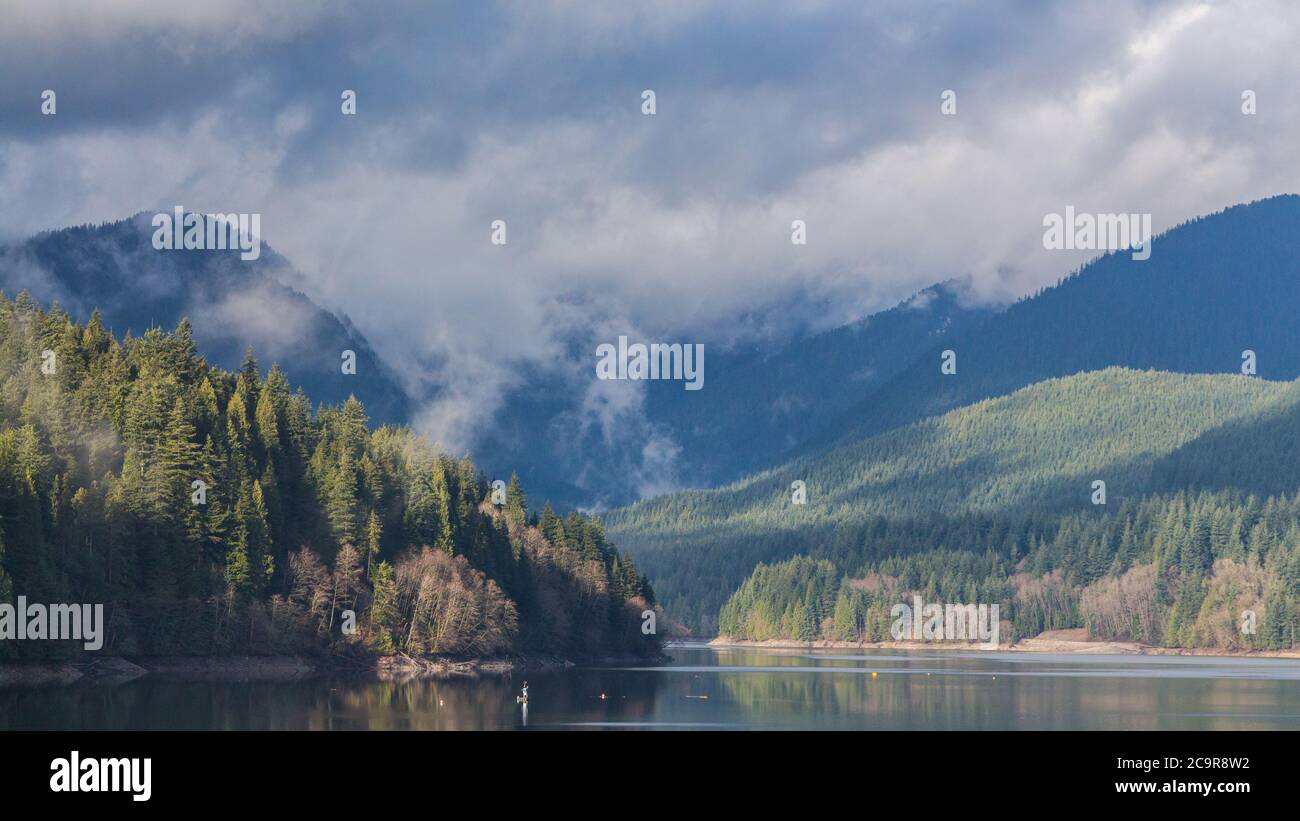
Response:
[[477, 279, 1000, 509], [0, 213, 411, 424], [609, 367, 1300, 630], [798, 194, 1300, 457], [605, 194, 1300, 628]]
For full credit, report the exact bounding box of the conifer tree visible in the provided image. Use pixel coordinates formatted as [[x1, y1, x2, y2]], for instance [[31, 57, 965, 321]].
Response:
[[326, 451, 358, 549], [366, 509, 382, 580], [505, 471, 527, 521], [431, 460, 454, 555]]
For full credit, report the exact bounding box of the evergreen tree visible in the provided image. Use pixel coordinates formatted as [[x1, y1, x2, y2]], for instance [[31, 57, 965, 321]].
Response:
[[366, 508, 382, 580], [326, 451, 358, 549], [505, 472, 527, 521]]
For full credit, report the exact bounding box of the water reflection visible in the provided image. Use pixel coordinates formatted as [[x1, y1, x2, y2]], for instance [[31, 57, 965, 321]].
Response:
[[0, 664, 663, 731], [3, 644, 1300, 730]]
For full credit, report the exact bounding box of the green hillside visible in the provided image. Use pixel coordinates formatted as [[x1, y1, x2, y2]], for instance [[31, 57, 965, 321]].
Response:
[[799, 195, 1300, 459], [609, 368, 1300, 632], [0, 292, 659, 660], [719, 480, 1300, 648]]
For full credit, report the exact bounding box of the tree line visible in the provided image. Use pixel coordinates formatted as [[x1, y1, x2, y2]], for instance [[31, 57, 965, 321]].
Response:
[[0, 292, 658, 660], [609, 367, 1300, 632], [719, 487, 1300, 649]]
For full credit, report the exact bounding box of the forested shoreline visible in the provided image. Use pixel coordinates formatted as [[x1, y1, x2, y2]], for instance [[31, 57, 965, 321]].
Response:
[[610, 366, 1300, 633], [15, 284, 1300, 660], [0, 292, 660, 663], [718, 488, 1300, 649]]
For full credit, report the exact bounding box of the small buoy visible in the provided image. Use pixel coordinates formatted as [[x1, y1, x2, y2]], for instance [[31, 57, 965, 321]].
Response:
[[870, 671, 878, 678]]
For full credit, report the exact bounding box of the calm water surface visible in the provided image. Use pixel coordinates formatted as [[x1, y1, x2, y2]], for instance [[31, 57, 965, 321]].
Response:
[[6, 642, 1300, 730]]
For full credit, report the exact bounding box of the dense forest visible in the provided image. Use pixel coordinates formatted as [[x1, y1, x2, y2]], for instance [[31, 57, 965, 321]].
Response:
[[608, 196, 1300, 641], [0, 216, 410, 423], [484, 195, 1300, 509], [799, 194, 1300, 457], [0, 292, 659, 660], [474, 280, 994, 509], [719, 484, 1300, 649], [610, 367, 1300, 631]]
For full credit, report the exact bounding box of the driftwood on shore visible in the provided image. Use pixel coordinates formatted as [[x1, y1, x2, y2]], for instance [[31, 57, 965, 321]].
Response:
[[375, 652, 574, 681], [0, 651, 590, 688]]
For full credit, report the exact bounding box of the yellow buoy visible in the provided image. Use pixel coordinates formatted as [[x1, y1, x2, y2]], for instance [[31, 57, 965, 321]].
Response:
[[870, 671, 878, 678]]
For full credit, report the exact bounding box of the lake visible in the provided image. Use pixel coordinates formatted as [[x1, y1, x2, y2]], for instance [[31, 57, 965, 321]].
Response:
[[5, 642, 1300, 730]]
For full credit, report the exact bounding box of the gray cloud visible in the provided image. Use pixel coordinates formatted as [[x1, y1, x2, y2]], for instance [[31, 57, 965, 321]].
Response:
[[2, 0, 1298, 457]]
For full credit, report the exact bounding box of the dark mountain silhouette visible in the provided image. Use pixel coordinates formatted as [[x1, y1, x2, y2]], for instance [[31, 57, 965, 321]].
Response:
[[475, 280, 998, 509], [607, 193, 1300, 628], [801, 194, 1300, 456], [0, 213, 410, 423]]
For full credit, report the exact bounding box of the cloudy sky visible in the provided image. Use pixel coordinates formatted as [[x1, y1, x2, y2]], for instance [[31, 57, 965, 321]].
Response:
[[2, 0, 1299, 451]]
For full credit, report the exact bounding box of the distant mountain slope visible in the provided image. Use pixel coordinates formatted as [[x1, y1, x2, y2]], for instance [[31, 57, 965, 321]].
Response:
[[477, 281, 998, 509], [0, 213, 410, 423], [607, 368, 1300, 630], [641, 280, 1000, 483], [488, 194, 1300, 510], [0, 216, 998, 510], [1149, 379, 1300, 498], [800, 194, 1300, 456]]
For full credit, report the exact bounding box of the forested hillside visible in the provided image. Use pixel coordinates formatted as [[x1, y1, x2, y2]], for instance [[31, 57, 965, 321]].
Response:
[[610, 368, 1300, 631], [0, 215, 410, 423], [643, 280, 998, 489], [3, 217, 999, 510], [719, 484, 1300, 650], [477, 280, 996, 509], [0, 292, 658, 660], [800, 194, 1300, 456]]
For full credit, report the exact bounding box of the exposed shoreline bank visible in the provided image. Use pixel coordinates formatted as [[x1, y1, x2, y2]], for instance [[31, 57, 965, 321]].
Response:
[[0, 651, 664, 688], [704, 628, 1300, 659]]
